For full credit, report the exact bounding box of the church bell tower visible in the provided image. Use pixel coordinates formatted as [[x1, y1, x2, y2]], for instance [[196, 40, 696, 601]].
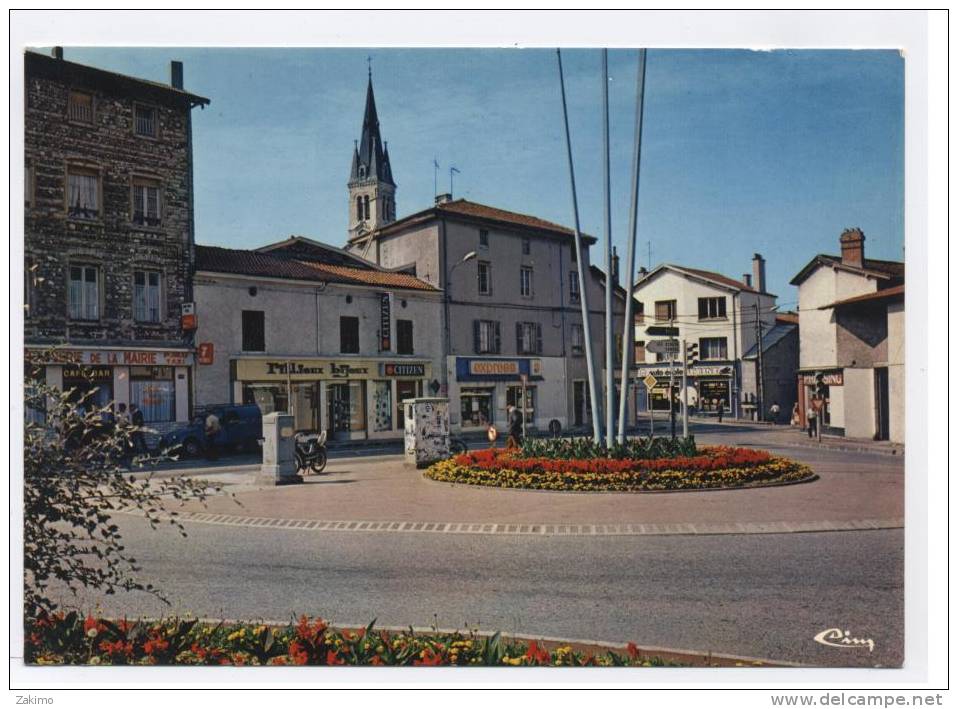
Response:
[[348, 67, 396, 241]]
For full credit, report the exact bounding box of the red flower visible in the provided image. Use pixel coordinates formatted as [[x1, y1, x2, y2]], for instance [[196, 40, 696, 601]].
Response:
[[413, 647, 444, 666], [326, 649, 345, 666], [626, 642, 640, 660], [524, 641, 550, 666]]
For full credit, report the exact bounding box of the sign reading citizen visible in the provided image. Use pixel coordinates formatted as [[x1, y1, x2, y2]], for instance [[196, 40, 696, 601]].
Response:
[[380, 293, 392, 351]]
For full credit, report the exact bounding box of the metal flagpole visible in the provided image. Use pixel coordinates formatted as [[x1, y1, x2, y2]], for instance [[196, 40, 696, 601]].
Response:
[[602, 48, 614, 448], [556, 49, 602, 445], [681, 338, 689, 437], [617, 48, 648, 444]]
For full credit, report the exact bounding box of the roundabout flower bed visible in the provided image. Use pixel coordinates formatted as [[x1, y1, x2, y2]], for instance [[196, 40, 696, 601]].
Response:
[[424, 445, 815, 492], [25, 611, 683, 667]]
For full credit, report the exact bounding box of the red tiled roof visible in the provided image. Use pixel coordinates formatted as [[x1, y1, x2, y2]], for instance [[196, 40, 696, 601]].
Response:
[[366, 199, 596, 244], [826, 284, 904, 309], [673, 266, 759, 293], [790, 254, 905, 286], [195, 245, 437, 291], [775, 312, 800, 325], [297, 261, 437, 291]]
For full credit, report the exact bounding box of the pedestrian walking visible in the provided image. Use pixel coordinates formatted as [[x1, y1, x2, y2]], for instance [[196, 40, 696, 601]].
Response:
[[790, 402, 800, 426], [806, 405, 817, 439], [717, 401, 724, 423], [130, 403, 146, 454], [204, 410, 222, 460], [769, 401, 781, 424], [505, 404, 523, 449]]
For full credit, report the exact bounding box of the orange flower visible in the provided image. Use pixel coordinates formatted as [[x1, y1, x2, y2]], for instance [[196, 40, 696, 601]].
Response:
[[326, 649, 345, 666]]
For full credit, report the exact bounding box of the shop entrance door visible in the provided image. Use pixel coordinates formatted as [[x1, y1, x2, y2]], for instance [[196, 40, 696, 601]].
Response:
[[573, 381, 585, 427], [874, 367, 890, 441], [327, 383, 352, 440]]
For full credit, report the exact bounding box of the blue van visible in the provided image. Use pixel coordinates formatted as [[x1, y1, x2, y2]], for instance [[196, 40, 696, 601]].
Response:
[[159, 404, 262, 458]]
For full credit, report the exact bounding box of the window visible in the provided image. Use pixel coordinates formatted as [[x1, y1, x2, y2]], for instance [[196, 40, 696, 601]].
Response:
[[130, 366, 175, 422], [569, 271, 580, 301], [634, 301, 644, 323], [516, 321, 542, 355], [68, 264, 99, 320], [521, 237, 531, 255], [242, 310, 265, 352], [66, 167, 99, 219], [520, 266, 533, 297], [654, 300, 677, 322], [477, 261, 492, 295], [68, 90, 93, 123], [134, 103, 157, 137], [700, 337, 728, 360], [132, 178, 161, 226], [363, 195, 370, 220], [635, 340, 646, 362], [479, 229, 489, 248], [397, 319, 414, 355], [340, 316, 360, 354], [25, 164, 33, 207], [571, 323, 584, 356], [698, 296, 727, 320], [474, 320, 500, 354], [133, 270, 162, 323], [356, 196, 363, 222]]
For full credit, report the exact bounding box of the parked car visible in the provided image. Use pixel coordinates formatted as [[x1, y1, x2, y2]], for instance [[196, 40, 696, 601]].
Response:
[[159, 404, 263, 458]]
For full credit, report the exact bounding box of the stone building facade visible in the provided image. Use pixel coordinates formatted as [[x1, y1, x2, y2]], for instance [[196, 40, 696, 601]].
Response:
[[24, 49, 209, 429]]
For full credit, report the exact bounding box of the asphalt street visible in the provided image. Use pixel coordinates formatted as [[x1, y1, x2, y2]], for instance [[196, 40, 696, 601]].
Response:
[[51, 515, 903, 668]]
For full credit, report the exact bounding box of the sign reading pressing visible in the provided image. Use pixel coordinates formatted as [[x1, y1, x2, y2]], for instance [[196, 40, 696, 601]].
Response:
[[802, 371, 844, 386]]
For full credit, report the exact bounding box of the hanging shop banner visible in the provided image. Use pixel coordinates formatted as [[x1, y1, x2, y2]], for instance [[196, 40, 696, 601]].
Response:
[[380, 292, 392, 352], [235, 358, 431, 382], [27, 347, 193, 367], [455, 357, 543, 382]]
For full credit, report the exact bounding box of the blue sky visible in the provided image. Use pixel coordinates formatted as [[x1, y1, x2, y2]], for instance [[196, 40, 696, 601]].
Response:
[[56, 47, 904, 304]]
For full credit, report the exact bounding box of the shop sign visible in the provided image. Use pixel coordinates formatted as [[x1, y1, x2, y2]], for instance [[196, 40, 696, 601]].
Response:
[[181, 302, 197, 331], [236, 358, 430, 382], [635, 364, 732, 378], [198, 342, 214, 365], [27, 347, 193, 367], [62, 365, 112, 382], [381, 362, 428, 378], [456, 358, 543, 382], [802, 371, 844, 386], [380, 293, 392, 351]]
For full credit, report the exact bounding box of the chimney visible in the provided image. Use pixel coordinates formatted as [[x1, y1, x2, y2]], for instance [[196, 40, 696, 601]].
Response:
[[170, 60, 184, 90], [638, 266, 648, 278], [743, 273, 752, 289], [840, 228, 865, 269], [52, 47, 63, 60], [612, 246, 620, 286], [435, 193, 453, 205], [752, 253, 766, 293]]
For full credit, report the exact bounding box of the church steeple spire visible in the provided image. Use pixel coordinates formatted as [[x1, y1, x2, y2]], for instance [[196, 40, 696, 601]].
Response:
[[347, 65, 397, 241]]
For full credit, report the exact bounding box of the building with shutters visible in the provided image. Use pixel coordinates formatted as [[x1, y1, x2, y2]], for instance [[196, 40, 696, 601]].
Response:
[[631, 255, 781, 419], [191, 237, 444, 441], [341, 71, 632, 433], [23, 49, 209, 433]]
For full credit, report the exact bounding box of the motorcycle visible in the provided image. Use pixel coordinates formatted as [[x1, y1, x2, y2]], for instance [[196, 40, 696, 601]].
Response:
[[294, 430, 328, 475]]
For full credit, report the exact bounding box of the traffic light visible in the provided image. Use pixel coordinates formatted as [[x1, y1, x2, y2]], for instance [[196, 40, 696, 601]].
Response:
[[686, 342, 699, 367]]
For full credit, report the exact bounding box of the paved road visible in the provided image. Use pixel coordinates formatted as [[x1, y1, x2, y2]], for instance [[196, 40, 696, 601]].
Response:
[[53, 514, 902, 668]]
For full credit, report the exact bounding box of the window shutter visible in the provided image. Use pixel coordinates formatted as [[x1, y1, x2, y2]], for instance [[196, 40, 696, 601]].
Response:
[[536, 323, 543, 354], [494, 321, 501, 353], [473, 320, 480, 353]]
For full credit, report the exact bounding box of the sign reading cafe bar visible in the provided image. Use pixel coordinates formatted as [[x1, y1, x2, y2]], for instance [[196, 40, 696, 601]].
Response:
[[234, 358, 431, 382]]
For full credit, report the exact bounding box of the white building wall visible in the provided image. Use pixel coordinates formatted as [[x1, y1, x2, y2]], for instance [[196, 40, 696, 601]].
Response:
[[842, 367, 875, 439], [887, 301, 905, 444]]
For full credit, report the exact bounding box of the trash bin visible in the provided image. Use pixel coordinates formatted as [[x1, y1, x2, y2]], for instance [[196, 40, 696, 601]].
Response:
[[403, 397, 450, 468]]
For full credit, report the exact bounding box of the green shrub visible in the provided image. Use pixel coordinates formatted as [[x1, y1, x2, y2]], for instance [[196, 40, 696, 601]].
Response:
[[520, 435, 697, 461]]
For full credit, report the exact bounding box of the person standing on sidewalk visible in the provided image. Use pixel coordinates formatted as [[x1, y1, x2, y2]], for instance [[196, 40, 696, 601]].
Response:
[[506, 405, 523, 449], [204, 410, 221, 460], [769, 401, 781, 424], [806, 405, 817, 439], [130, 404, 146, 455]]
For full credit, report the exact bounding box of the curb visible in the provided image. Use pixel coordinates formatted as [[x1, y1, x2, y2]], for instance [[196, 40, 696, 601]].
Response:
[[116, 508, 903, 538]]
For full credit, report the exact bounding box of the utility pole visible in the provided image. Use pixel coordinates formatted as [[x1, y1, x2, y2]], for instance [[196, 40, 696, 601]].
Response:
[[602, 48, 614, 448], [754, 303, 765, 422], [617, 48, 648, 444], [433, 158, 440, 198], [681, 338, 689, 438], [669, 315, 676, 439], [556, 49, 602, 445]]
